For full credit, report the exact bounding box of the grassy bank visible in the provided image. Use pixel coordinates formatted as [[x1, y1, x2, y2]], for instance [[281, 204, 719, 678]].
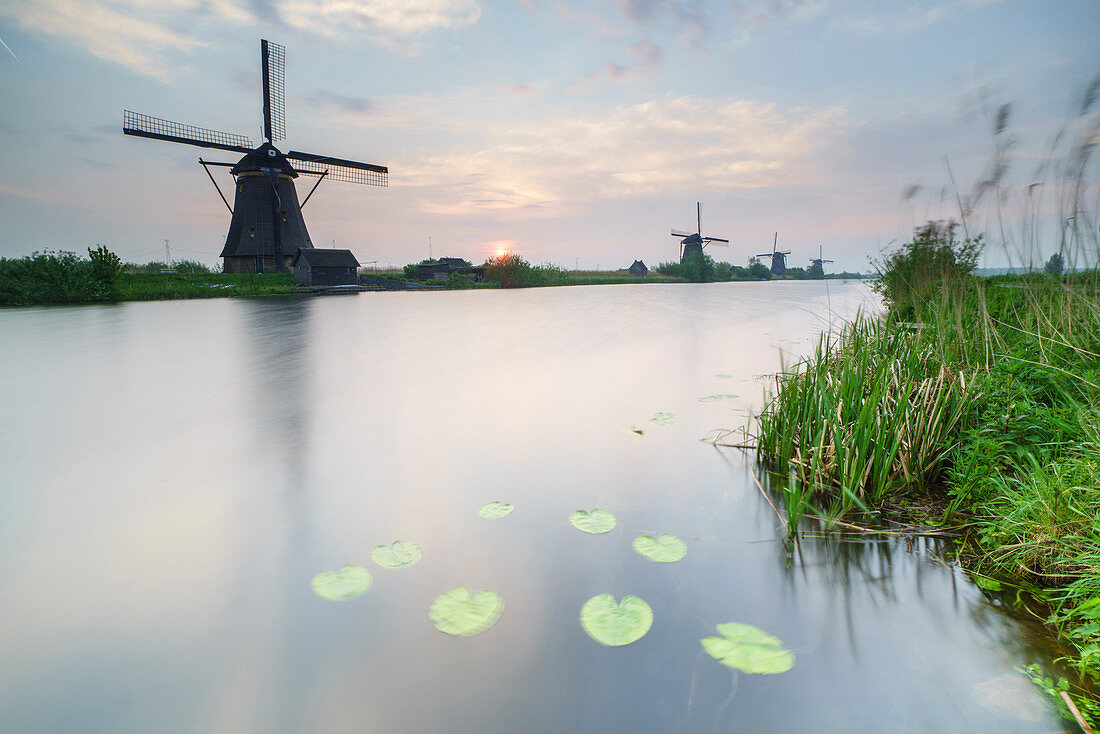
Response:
[[117, 272, 296, 300], [753, 225, 1100, 720]]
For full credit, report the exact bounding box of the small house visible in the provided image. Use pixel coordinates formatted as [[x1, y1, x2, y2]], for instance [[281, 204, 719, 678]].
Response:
[[417, 257, 481, 282], [629, 260, 648, 277], [293, 248, 360, 287]]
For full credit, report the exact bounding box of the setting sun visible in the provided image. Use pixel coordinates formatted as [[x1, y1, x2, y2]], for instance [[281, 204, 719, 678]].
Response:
[[495, 248, 508, 258]]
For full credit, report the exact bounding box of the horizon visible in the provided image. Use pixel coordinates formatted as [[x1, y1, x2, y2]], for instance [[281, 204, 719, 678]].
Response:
[[1, 0, 1097, 274]]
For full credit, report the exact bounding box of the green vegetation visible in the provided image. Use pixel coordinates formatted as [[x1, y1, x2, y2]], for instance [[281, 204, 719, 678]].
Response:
[[700, 623, 796, 674], [569, 509, 617, 534], [478, 501, 514, 519], [370, 540, 422, 569], [429, 588, 505, 637], [0, 246, 299, 306], [632, 534, 688, 563], [754, 221, 1100, 710], [310, 565, 373, 601], [1, 247, 123, 305], [579, 594, 653, 646]]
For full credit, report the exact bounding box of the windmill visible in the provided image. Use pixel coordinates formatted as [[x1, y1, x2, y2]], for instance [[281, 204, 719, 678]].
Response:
[[123, 39, 387, 274], [757, 233, 792, 277], [671, 202, 729, 261], [809, 245, 833, 276]]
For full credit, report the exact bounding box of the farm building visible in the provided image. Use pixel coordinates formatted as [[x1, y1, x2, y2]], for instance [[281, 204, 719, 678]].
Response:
[[629, 260, 649, 277], [293, 248, 360, 287]]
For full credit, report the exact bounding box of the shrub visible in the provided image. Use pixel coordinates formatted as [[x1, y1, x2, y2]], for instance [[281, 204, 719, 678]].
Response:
[[872, 221, 983, 316]]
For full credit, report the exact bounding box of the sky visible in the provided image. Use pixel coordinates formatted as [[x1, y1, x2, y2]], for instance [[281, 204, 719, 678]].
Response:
[[0, 0, 1097, 272]]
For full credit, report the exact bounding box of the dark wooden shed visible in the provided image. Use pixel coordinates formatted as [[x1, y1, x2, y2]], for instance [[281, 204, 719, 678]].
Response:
[[629, 260, 648, 277], [293, 248, 360, 286]]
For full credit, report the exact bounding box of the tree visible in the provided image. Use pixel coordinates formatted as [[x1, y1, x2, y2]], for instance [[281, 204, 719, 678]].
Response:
[[748, 257, 771, 280], [1044, 252, 1064, 275]]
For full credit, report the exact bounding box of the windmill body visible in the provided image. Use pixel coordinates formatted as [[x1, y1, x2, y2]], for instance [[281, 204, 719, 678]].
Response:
[[809, 245, 834, 277], [671, 202, 728, 262], [123, 40, 387, 274], [757, 233, 792, 277]]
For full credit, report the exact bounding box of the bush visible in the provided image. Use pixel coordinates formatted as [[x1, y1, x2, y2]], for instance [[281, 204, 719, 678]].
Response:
[[872, 221, 983, 316], [0, 246, 125, 305], [482, 254, 568, 288]]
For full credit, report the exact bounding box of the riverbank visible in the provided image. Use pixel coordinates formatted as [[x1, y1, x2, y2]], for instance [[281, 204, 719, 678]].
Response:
[[753, 248, 1100, 721]]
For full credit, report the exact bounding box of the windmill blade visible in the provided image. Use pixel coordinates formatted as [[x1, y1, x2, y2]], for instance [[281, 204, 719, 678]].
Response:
[[703, 237, 730, 243], [780, 250, 792, 255], [671, 229, 692, 237], [261, 39, 286, 143], [755, 253, 773, 258], [287, 150, 388, 186], [123, 110, 253, 153]]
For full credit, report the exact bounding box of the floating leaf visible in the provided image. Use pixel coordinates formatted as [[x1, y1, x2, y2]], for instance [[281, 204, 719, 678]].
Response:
[[649, 412, 676, 426], [311, 565, 373, 601], [580, 594, 653, 647], [478, 501, 514, 519], [701, 623, 795, 674], [697, 394, 739, 402], [633, 534, 687, 563], [630, 427, 644, 436], [715, 374, 734, 379], [371, 540, 422, 569], [570, 509, 616, 534], [429, 588, 504, 637]]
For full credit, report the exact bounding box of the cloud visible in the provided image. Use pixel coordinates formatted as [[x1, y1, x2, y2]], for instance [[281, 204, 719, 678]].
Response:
[[832, 0, 1001, 37], [303, 90, 376, 114], [390, 94, 851, 216], [626, 40, 663, 68], [495, 82, 537, 97], [277, 0, 481, 43], [604, 62, 629, 81], [1, 0, 481, 79], [618, 0, 708, 47]]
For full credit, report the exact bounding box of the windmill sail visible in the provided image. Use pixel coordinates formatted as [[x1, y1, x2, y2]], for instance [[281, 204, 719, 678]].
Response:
[[123, 110, 253, 153], [287, 151, 388, 186], [261, 40, 286, 143]]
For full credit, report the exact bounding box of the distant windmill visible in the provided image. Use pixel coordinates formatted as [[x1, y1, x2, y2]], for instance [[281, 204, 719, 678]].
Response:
[[810, 245, 834, 275], [671, 202, 729, 261], [123, 39, 388, 274], [757, 233, 792, 277]]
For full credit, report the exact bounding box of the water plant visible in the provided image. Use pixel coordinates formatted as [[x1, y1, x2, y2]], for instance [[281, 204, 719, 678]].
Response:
[[478, 501, 514, 519], [649, 412, 676, 426], [429, 588, 504, 637], [633, 534, 687, 563], [371, 540, 422, 569], [579, 594, 653, 646], [701, 623, 795, 674], [569, 509, 616, 534], [311, 565, 373, 601]]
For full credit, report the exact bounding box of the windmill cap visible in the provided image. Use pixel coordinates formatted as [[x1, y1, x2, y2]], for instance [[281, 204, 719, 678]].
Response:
[[231, 142, 298, 177]]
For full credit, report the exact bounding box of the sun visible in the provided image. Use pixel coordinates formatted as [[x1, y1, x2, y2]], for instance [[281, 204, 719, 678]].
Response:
[[495, 248, 508, 258]]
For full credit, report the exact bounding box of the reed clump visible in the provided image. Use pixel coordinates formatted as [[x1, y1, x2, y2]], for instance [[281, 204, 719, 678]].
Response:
[[755, 234, 1100, 697]]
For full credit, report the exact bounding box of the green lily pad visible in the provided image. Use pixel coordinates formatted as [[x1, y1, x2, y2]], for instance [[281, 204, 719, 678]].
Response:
[[429, 588, 504, 637], [311, 565, 373, 601], [649, 412, 676, 426], [570, 509, 616, 534], [478, 501, 514, 519], [715, 374, 734, 379], [697, 394, 739, 402], [633, 534, 687, 563], [580, 594, 653, 646], [371, 540, 422, 569], [701, 622, 795, 674]]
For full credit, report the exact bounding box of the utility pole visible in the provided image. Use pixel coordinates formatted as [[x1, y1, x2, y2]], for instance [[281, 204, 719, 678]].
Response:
[[163, 239, 176, 273], [429, 235, 432, 260]]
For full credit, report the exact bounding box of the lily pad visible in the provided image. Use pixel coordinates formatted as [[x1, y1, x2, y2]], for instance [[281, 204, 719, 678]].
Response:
[[478, 501, 514, 519], [429, 588, 504, 637], [715, 374, 734, 379], [371, 540, 422, 569], [649, 412, 676, 426], [701, 622, 795, 674], [633, 534, 687, 563], [697, 394, 739, 402], [570, 509, 616, 534], [580, 594, 653, 646], [311, 565, 373, 601]]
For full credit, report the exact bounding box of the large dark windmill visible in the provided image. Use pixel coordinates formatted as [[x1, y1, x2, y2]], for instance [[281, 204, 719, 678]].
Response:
[[757, 233, 792, 277], [671, 202, 729, 261], [123, 39, 387, 274], [809, 245, 834, 276]]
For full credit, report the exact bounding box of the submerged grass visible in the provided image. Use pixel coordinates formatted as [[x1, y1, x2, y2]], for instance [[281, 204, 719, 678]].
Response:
[[754, 265, 1100, 711]]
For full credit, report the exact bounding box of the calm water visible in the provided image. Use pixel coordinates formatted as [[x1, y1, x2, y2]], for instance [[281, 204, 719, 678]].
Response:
[[0, 282, 1072, 732]]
